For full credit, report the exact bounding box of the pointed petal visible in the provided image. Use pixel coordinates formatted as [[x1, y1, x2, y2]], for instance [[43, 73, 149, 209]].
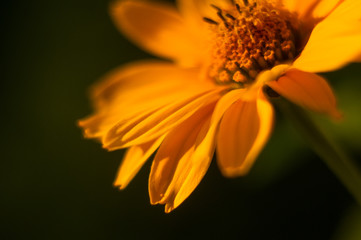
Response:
[[114, 136, 164, 189], [293, 19, 361, 73], [103, 88, 225, 150], [267, 69, 341, 118], [111, 1, 200, 66], [149, 103, 215, 212], [165, 89, 246, 212], [149, 89, 245, 212], [90, 61, 213, 112], [217, 94, 274, 177], [78, 62, 214, 140]]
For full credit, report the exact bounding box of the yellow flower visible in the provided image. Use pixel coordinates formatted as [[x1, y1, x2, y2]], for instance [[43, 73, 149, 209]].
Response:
[[79, 0, 361, 212]]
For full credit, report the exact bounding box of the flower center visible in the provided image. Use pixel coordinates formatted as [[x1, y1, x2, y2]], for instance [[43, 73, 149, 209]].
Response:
[[204, 0, 300, 86]]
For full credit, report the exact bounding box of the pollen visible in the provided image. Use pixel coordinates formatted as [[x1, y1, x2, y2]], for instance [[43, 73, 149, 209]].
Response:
[[205, 0, 300, 85]]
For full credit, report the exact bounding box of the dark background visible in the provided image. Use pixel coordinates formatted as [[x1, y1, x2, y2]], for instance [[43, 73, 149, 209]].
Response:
[[1, 0, 361, 239]]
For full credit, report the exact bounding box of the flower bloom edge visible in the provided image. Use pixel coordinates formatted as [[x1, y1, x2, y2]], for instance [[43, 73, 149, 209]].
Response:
[[79, 0, 361, 212]]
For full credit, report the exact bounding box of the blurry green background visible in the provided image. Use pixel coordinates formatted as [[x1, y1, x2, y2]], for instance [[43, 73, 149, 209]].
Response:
[[1, 0, 361, 239]]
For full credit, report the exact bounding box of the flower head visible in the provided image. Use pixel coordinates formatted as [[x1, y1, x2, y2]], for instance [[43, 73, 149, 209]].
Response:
[[79, 0, 361, 212]]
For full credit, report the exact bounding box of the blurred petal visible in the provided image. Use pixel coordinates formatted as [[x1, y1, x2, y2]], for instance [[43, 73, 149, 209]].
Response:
[[293, 19, 361, 72], [267, 69, 341, 118], [103, 88, 224, 150], [90, 61, 195, 110], [282, 0, 319, 18], [176, 0, 231, 24], [111, 0, 200, 66], [325, 0, 361, 21], [217, 95, 274, 177], [78, 62, 215, 140], [312, 0, 343, 19], [114, 136, 164, 189], [282, 0, 342, 19], [176, 0, 207, 32], [149, 103, 215, 212]]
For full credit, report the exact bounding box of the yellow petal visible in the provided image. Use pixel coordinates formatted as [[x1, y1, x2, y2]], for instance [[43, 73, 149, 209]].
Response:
[[113, 136, 164, 189], [312, 0, 343, 19], [282, 0, 319, 18], [282, 0, 342, 19], [176, 0, 207, 32], [165, 89, 245, 211], [103, 88, 224, 150], [175, 0, 233, 54], [149, 103, 215, 212], [111, 0, 200, 66], [90, 60, 171, 110], [217, 94, 274, 177], [78, 62, 214, 140], [267, 69, 341, 118], [293, 19, 361, 73], [90, 61, 213, 112], [243, 64, 290, 101], [176, 0, 231, 24], [149, 89, 245, 212], [325, 0, 361, 21]]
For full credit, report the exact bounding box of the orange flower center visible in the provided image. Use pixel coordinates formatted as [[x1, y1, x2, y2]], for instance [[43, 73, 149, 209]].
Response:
[[204, 0, 300, 86]]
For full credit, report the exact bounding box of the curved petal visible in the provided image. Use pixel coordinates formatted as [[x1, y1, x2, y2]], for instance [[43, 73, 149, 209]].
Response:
[[113, 136, 165, 189], [243, 64, 290, 101], [103, 88, 225, 150], [149, 103, 215, 213], [149, 88, 245, 212], [266, 69, 341, 118], [216, 94, 274, 177], [78, 62, 215, 140], [293, 19, 361, 73], [90, 61, 188, 110], [111, 0, 200, 66]]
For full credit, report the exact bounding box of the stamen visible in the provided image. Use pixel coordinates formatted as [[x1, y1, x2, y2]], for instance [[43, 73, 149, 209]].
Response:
[[216, 11, 229, 28], [203, 17, 219, 25], [210, 4, 222, 12], [206, 1, 300, 86], [235, 4, 242, 14], [246, 25, 255, 43], [225, 13, 236, 21], [216, 11, 226, 22]]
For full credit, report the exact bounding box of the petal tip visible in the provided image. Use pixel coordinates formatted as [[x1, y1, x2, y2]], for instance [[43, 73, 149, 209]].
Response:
[[329, 109, 343, 121], [164, 201, 177, 213], [219, 167, 249, 178], [113, 182, 126, 190]]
